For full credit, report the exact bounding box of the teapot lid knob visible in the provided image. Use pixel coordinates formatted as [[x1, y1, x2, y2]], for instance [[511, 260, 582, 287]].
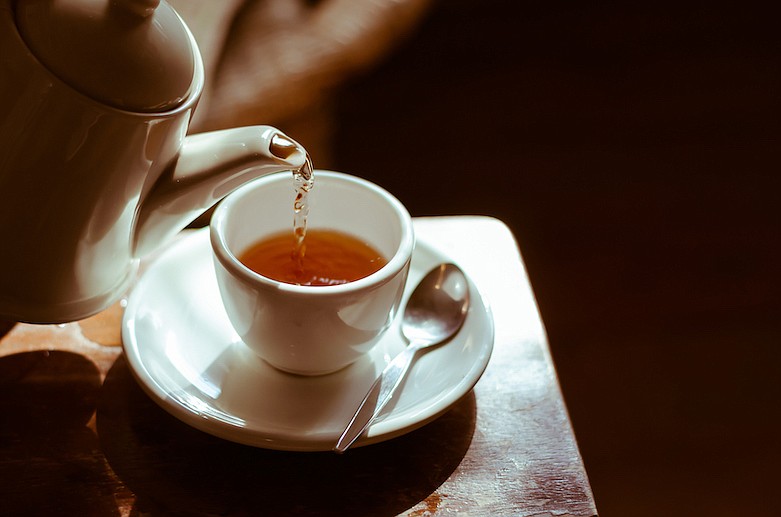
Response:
[[15, 0, 198, 113]]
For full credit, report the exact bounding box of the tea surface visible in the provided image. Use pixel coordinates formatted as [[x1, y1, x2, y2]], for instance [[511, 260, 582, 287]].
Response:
[[239, 229, 387, 286]]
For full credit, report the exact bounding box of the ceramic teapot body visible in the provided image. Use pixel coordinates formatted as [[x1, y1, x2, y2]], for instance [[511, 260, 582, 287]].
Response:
[[0, 0, 306, 323]]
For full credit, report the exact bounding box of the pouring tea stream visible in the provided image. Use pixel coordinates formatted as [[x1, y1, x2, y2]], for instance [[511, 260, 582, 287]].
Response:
[[0, 0, 307, 323]]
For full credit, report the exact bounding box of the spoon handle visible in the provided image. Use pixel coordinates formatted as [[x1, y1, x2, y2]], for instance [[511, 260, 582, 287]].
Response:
[[334, 343, 420, 453]]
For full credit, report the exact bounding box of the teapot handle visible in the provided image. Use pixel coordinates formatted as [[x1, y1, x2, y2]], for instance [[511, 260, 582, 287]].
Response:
[[132, 125, 306, 257]]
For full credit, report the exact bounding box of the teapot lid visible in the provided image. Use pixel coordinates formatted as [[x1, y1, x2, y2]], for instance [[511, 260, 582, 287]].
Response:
[[15, 0, 197, 112]]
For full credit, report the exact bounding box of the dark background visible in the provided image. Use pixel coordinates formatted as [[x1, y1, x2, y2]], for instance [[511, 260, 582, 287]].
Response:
[[329, 0, 780, 515]]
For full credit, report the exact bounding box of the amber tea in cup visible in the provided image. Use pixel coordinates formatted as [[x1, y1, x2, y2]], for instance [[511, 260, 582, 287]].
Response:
[[239, 229, 388, 286]]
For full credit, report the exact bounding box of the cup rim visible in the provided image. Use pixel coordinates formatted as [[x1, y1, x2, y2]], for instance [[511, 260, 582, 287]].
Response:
[[210, 170, 414, 296]]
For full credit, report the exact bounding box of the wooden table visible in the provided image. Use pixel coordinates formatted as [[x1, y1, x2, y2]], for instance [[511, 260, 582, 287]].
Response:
[[0, 216, 596, 516]]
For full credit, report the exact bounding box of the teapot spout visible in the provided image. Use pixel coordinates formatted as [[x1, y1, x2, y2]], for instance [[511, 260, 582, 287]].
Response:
[[133, 125, 306, 257]]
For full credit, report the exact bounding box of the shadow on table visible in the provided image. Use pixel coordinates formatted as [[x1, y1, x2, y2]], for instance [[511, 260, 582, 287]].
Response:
[[0, 350, 120, 516], [97, 354, 476, 516], [0, 319, 15, 339]]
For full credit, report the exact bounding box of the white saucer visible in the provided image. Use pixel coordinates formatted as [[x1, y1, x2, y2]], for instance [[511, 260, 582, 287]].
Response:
[[122, 228, 494, 451]]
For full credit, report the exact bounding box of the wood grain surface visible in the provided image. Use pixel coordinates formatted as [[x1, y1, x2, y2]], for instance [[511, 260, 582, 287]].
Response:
[[0, 218, 596, 516]]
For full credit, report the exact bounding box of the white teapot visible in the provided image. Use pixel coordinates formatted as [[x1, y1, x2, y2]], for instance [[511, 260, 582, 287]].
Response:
[[0, 0, 307, 323]]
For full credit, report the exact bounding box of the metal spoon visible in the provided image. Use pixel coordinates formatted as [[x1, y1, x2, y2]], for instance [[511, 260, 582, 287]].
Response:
[[334, 263, 470, 453]]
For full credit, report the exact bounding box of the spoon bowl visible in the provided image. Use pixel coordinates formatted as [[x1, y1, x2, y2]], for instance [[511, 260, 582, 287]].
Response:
[[401, 263, 470, 345], [334, 263, 470, 452]]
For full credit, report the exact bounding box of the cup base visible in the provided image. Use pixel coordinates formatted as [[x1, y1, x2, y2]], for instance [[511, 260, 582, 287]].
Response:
[[261, 357, 357, 377]]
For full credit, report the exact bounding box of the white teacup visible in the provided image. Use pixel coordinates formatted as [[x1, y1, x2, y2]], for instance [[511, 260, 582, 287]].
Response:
[[210, 171, 414, 375]]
